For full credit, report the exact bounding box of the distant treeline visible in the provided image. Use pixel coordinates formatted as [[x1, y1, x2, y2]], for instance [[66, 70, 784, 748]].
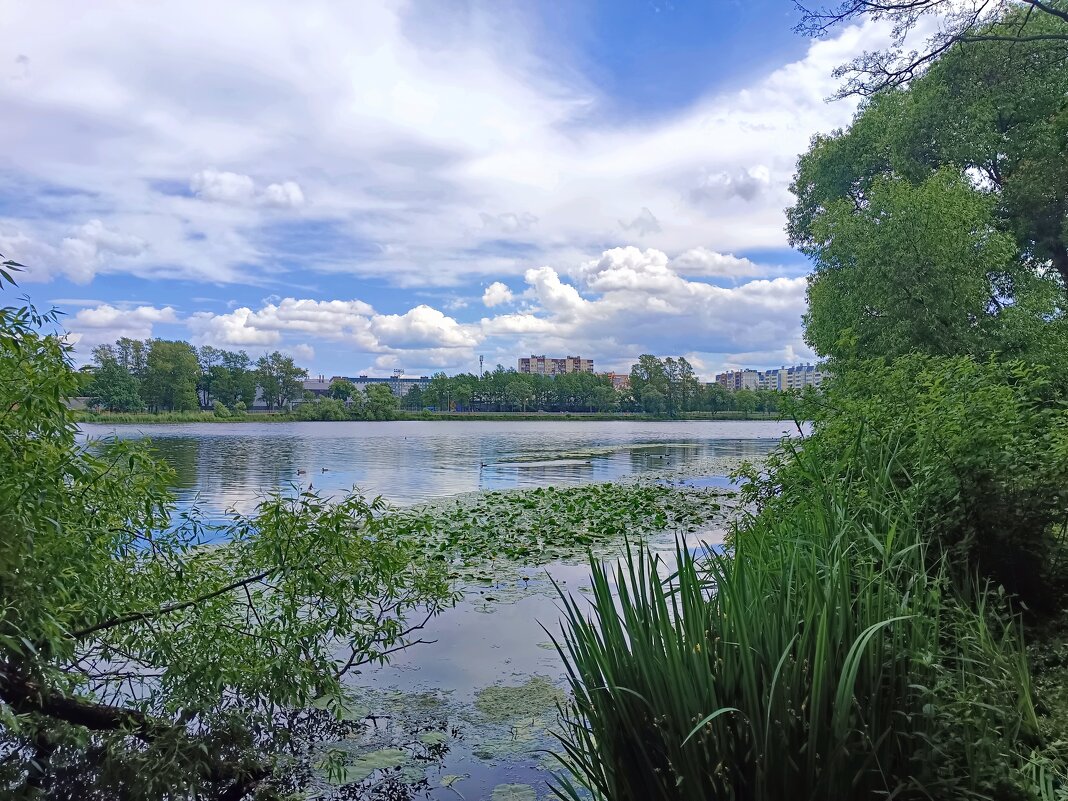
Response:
[[82, 338, 400, 420], [82, 340, 793, 420], [398, 355, 789, 416]]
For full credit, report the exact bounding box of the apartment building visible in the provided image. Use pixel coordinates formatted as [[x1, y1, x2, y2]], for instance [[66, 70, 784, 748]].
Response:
[[715, 364, 826, 392], [517, 355, 595, 375], [715, 369, 761, 391]]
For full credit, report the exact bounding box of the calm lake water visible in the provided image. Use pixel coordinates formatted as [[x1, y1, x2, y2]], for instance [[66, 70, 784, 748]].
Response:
[[79, 420, 793, 800], [79, 419, 799, 514]]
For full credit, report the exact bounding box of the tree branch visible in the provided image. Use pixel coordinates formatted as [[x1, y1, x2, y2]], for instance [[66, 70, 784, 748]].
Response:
[[69, 567, 276, 639], [0, 664, 163, 740]]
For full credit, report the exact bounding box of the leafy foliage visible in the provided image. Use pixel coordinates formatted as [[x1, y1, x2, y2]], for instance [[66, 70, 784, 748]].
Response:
[[0, 277, 453, 798], [789, 11, 1068, 362], [773, 355, 1068, 612], [254, 351, 306, 411], [552, 440, 1044, 801]]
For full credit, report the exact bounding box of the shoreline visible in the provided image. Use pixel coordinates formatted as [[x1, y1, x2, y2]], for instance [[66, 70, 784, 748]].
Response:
[[74, 410, 789, 425]]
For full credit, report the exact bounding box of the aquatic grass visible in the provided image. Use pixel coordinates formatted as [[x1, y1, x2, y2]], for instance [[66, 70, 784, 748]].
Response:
[[550, 439, 1042, 801]]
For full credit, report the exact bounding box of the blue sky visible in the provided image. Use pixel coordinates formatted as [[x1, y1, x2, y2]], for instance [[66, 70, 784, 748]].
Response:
[[0, 0, 879, 379]]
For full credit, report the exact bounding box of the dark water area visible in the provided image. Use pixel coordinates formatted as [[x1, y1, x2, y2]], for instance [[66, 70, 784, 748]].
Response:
[[77, 420, 793, 799]]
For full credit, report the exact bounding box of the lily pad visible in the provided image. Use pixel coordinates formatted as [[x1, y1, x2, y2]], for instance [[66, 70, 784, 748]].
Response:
[[337, 747, 409, 783]]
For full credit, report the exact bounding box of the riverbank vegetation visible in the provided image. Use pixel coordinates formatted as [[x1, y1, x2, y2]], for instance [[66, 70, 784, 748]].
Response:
[[78, 335, 792, 420], [0, 277, 459, 798], [73, 408, 784, 425], [552, 4, 1068, 798]]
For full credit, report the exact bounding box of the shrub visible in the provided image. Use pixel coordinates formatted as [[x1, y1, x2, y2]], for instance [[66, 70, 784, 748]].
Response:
[[212, 399, 230, 418], [775, 355, 1068, 613], [551, 439, 1042, 801]]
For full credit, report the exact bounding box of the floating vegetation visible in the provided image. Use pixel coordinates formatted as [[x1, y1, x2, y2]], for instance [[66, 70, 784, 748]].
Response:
[[416, 730, 447, 745], [474, 676, 566, 723], [491, 783, 537, 801], [335, 747, 411, 783], [390, 481, 724, 587]]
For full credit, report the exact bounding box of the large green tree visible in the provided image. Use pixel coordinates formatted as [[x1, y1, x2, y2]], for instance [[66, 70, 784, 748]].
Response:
[[255, 352, 306, 411], [802, 169, 1041, 359], [141, 340, 201, 412], [789, 14, 1068, 361], [86, 348, 143, 412], [0, 277, 451, 798]]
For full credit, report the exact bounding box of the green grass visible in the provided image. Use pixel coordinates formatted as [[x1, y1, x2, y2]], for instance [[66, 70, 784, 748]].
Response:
[[74, 410, 294, 423], [550, 439, 1047, 801]]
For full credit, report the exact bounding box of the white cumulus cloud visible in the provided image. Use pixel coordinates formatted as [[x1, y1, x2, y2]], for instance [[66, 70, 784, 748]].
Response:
[[482, 281, 514, 307], [67, 303, 177, 349]]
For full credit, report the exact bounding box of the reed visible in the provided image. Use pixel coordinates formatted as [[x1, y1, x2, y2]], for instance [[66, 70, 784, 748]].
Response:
[[551, 438, 1041, 801]]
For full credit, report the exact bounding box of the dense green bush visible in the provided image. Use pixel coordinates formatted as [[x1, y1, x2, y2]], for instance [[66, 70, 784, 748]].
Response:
[[552, 438, 1042, 800], [292, 396, 348, 421], [776, 356, 1068, 613], [212, 399, 230, 418]]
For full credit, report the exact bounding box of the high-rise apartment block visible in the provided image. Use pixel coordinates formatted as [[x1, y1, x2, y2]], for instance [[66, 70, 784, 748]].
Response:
[[714, 364, 826, 392], [518, 355, 594, 375]]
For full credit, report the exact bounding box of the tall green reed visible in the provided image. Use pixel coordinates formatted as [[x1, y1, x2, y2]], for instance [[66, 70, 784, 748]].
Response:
[[551, 438, 1040, 801]]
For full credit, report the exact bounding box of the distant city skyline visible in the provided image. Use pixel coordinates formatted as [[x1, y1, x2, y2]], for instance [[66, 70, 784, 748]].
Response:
[[0, 2, 891, 378]]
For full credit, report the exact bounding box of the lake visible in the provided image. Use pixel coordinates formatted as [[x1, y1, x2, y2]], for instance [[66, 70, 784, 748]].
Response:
[[79, 420, 794, 799]]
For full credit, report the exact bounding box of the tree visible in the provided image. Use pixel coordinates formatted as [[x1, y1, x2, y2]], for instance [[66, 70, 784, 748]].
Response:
[[701, 382, 731, 415], [0, 280, 452, 797], [142, 340, 200, 412], [427, 372, 450, 411], [794, 0, 1068, 97], [86, 352, 143, 413], [734, 389, 758, 419], [363, 384, 399, 420], [329, 378, 355, 400], [591, 383, 618, 413], [505, 380, 533, 412], [802, 170, 1047, 359], [255, 352, 307, 411], [218, 350, 257, 408], [640, 386, 666, 416], [789, 17, 1068, 295], [115, 336, 148, 379], [197, 345, 224, 406], [630, 355, 669, 412], [403, 384, 424, 411]]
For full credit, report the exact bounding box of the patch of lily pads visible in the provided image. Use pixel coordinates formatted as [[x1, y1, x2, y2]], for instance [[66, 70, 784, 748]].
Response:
[[384, 480, 725, 589]]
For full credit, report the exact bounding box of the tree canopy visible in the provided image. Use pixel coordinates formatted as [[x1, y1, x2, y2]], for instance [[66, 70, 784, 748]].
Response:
[[795, 0, 1068, 97], [0, 274, 453, 798], [789, 12, 1068, 362]]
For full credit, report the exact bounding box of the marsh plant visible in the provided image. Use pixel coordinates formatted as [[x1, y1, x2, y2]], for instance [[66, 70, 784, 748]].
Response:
[[551, 440, 1045, 801]]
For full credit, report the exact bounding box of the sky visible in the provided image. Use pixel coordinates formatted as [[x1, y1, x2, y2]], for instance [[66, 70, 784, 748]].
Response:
[[0, 0, 883, 380]]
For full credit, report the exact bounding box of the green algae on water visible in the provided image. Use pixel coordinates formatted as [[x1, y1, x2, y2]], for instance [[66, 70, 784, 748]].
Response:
[[475, 675, 566, 722], [491, 783, 537, 801]]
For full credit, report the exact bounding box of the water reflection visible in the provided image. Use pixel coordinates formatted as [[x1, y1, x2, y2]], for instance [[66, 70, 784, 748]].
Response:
[[79, 420, 796, 515], [74, 420, 791, 798]]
